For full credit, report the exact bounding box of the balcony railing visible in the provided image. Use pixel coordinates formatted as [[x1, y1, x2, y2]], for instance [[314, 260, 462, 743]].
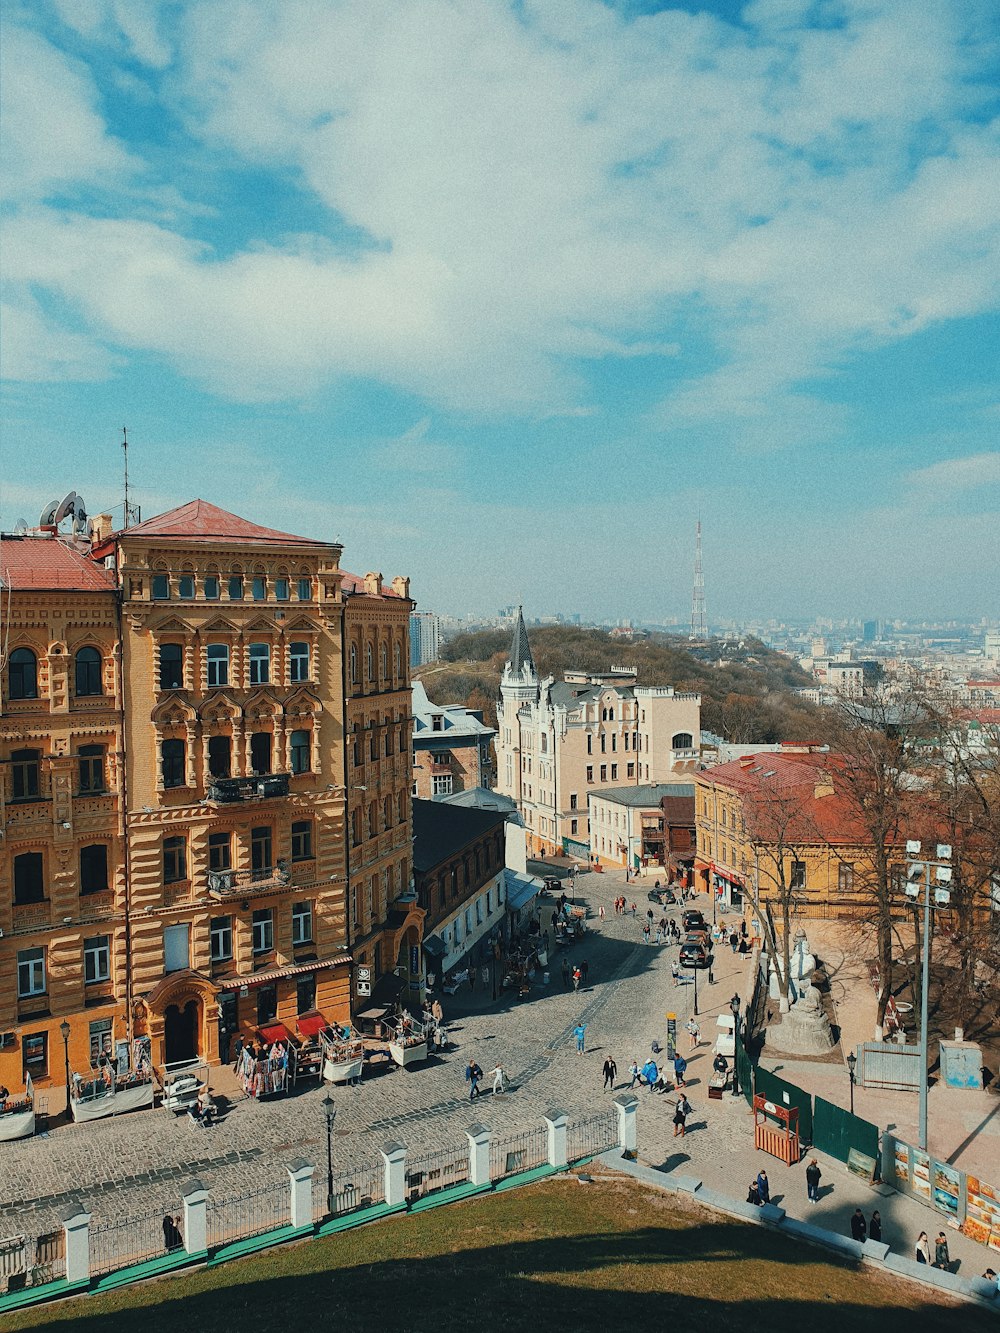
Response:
[[206, 773, 290, 803], [206, 863, 291, 899]]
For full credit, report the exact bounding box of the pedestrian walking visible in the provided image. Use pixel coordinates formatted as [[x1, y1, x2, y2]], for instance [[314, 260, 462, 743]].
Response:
[[491, 1064, 506, 1095], [603, 1056, 617, 1090], [746, 1180, 761, 1205], [631, 902, 637, 917], [869, 1210, 882, 1243], [466, 1060, 483, 1100], [574, 1023, 587, 1054], [850, 1208, 867, 1242], [686, 1018, 700, 1049], [642, 923, 651, 944], [599, 904, 606, 922], [561, 959, 570, 989], [915, 1231, 931, 1264], [730, 929, 739, 953], [642, 1058, 659, 1092], [572, 965, 582, 991], [756, 1169, 770, 1204], [805, 1158, 822, 1203], [933, 1232, 951, 1271], [671, 960, 680, 986], [673, 1094, 690, 1137], [432, 999, 444, 1024], [162, 1214, 182, 1253], [628, 1059, 640, 1089], [581, 960, 589, 986], [673, 1053, 687, 1087], [231, 1034, 244, 1072]]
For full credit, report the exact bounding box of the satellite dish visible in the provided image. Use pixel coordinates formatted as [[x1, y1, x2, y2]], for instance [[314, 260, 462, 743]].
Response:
[[71, 495, 88, 536], [52, 492, 78, 526], [13, 519, 28, 535], [40, 499, 60, 526]]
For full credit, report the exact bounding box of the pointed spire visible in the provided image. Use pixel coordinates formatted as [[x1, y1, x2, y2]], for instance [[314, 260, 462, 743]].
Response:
[[509, 606, 535, 678]]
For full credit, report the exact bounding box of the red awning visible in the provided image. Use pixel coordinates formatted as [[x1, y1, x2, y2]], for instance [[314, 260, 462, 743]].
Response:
[[258, 1022, 292, 1045], [297, 1011, 327, 1038]]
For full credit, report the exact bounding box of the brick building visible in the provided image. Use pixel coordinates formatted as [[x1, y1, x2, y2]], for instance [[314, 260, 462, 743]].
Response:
[[411, 680, 495, 800]]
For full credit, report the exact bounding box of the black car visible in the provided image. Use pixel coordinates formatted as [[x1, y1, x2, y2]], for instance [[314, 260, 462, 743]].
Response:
[[682, 909, 707, 932], [647, 887, 678, 906], [679, 935, 711, 967]]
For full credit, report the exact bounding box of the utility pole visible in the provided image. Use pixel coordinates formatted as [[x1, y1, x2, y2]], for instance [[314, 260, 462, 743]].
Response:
[[904, 840, 952, 1154]]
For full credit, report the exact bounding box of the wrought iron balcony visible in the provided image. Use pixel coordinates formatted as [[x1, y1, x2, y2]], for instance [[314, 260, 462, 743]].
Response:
[[206, 773, 290, 803], [206, 863, 291, 899]]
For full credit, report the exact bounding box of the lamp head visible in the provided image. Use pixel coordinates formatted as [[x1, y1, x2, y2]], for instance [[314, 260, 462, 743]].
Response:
[[59, 1020, 71, 1041], [846, 1051, 857, 1078]]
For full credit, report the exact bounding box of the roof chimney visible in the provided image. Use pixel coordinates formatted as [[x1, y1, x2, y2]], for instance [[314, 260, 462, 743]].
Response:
[[363, 571, 383, 596]]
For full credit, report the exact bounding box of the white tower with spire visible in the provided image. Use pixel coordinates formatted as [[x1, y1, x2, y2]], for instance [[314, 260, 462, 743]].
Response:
[[495, 608, 539, 803]]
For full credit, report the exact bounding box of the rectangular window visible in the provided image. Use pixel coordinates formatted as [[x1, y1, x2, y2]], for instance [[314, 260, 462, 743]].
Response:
[[570, 793, 578, 810], [17, 947, 46, 997], [627, 763, 635, 778], [164, 923, 190, 973], [11, 749, 41, 800], [432, 774, 453, 795], [250, 731, 272, 774], [204, 575, 220, 600], [571, 818, 578, 834], [89, 1018, 113, 1064], [586, 765, 593, 783], [611, 764, 618, 780], [275, 578, 289, 601], [161, 738, 185, 788], [292, 900, 313, 945], [291, 820, 313, 860], [600, 765, 607, 781], [600, 734, 606, 753], [252, 576, 266, 602], [210, 915, 233, 962], [257, 984, 277, 1025], [13, 851, 44, 904], [84, 934, 111, 984], [208, 831, 232, 872], [78, 744, 105, 793], [297, 578, 312, 601], [163, 835, 187, 883], [80, 843, 109, 894], [208, 734, 231, 778], [587, 734, 593, 754], [228, 576, 244, 600], [290, 641, 310, 682], [838, 863, 854, 892], [290, 729, 311, 774], [159, 643, 183, 690], [178, 575, 195, 599], [249, 642, 270, 685], [251, 825, 273, 872], [253, 908, 274, 954], [151, 573, 169, 600], [611, 734, 617, 752], [22, 1032, 48, 1079], [206, 643, 229, 687], [790, 860, 807, 890]]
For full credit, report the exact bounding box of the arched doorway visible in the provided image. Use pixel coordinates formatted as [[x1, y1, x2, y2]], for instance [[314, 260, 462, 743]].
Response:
[[164, 999, 199, 1064]]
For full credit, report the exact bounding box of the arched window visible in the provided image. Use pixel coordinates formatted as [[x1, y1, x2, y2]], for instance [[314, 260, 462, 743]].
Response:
[[393, 643, 401, 679], [75, 646, 102, 697], [672, 732, 693, 750], [380, 643, 388, 680], [159, 643, 183, 691], [290, 729, 311, 774], [365, 642, 374, 681], [349, 644, 358, 685], [9, 647, 38, 700], [178, 570, 196, 599]]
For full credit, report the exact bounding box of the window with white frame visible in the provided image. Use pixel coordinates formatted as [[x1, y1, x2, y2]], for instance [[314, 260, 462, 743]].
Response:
[[207, 642, 230, 687], [210, 915, 233, 962], [249, 642, 270, 685], [290, 641, 310, 682], [83, 934, 111, 984], [17, 946, 46, 997], [432, 774, 453, 796], [292, 900, 314, 945], [252, 908, 274, 954]]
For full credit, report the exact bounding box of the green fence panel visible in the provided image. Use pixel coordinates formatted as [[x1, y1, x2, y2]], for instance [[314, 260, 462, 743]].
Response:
[[754, 1066, 813, 1144], [735, 1034, 754, 1107], [813, 1096, 879, 1165]]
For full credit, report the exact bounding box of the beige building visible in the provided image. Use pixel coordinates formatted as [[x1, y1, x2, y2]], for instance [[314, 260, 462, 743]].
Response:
[[495, 610, 701, 858]]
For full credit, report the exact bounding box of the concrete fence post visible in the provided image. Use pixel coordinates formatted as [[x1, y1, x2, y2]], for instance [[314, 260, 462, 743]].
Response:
[[381, 1140, 408, 1207], [613, 1093, 639, 1154], [60, 1202, 91, 1286], [286, 1158, 315, 1230], [466, 1123, 491, 1187], [545, 1109, 568, 1168], [181, 1179, 209, 1256]]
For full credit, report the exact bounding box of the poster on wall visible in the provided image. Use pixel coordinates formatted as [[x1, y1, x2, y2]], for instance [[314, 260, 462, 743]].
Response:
[[911, 1149, 931, 1201], [932, 1160, 961, 1216], [893, 1141, 910, 1187]]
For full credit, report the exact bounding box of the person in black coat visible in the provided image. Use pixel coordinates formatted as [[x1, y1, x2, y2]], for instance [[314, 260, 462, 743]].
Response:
[[850, 1208, 867, 1242], [869, 1210, 882, 1242]]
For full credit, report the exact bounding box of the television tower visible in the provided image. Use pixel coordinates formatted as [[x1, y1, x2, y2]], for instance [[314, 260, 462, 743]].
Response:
[[690, 519, 707, 640]]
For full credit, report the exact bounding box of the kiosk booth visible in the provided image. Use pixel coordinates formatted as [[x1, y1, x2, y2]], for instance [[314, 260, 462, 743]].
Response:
[[753, 1094, 800, 1165]]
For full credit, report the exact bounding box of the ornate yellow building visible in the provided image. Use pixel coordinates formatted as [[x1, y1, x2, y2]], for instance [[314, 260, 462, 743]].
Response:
[[0, 499, 419, 1100]]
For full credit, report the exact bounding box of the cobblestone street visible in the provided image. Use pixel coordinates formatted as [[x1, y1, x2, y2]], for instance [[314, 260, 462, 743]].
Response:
[[1, 867, 993, 1277]]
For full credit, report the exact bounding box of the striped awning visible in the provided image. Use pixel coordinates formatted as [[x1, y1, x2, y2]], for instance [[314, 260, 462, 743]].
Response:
[[217, 955, 351, 992]]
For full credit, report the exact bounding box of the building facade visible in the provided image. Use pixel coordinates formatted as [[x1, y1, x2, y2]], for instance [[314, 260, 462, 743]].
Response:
[[0, 498, 418, 1097], [495, 609, 701, 858], [409, 611, 441, 668], [411, 680, 495, 800], [588, 784, 696, 874]]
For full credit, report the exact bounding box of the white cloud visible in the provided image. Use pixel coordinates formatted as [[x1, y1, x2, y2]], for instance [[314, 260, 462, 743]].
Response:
[[369, 419, 461, 473], [0, 297, 119, 383], [905, 452, 1000, 493]]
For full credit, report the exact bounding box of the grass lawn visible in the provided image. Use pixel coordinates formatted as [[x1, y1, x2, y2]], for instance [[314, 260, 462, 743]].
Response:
[[6, 1171, 987, 1332]]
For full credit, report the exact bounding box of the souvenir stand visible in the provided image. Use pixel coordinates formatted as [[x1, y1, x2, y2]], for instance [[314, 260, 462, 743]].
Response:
[[236, 1041, 288, 1100], [70, 1040, 154, 1122], [288, 1012, 325, 1087], [160, 1059, 209, 1115], [753, 1093, 800, 1165], [0, 1074, 35, 1142], [316, 1021, 365, 1085], [387, 1019, 428, 1068]]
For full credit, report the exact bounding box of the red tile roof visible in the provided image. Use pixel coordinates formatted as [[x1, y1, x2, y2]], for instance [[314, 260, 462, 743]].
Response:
[[0, 536, 115, 593], [113, 499, 331, 548], [340, 569, 402, 598]]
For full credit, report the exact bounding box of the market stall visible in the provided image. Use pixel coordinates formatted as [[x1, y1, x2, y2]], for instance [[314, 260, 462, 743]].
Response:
[[318, 1026, 365, 1085], [387, 1020, 428, 1068], [236, 1024, 291, 1099], [70, 1044, 155, 1122], [0, 1075, 35, 1142], [160, 1060, 209, 1115], [289, 1012, 326, 1086]]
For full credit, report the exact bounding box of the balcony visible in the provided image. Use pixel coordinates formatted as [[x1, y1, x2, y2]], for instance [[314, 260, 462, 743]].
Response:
[[206, 773, 290, 804], [206, 863, 291, 900]]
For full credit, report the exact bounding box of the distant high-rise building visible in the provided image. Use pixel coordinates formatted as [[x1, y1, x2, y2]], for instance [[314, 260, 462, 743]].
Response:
[[862, 620, 877, 644], [410, 611, 441, 667]]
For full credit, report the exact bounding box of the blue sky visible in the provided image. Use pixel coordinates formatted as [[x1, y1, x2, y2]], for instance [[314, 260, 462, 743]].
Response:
[[2, 0, 999, 623]]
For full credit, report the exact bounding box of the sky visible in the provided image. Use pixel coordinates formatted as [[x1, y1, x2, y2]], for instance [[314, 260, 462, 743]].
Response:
[[2, 0, 999, 625]]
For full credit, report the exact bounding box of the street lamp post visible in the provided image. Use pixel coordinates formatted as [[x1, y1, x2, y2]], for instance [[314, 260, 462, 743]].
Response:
[[729, 995, 741, 1098], [323, 1095, 337, 1215], [59, 1020, 71, 1114], [904, 840, 952, 1155], [691, 959, 699, 1017], [846, 1050, 857, 1116]]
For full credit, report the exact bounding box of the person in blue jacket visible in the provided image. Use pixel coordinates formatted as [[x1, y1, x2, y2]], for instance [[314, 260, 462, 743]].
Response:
[[673, 1053, 688, 1087]]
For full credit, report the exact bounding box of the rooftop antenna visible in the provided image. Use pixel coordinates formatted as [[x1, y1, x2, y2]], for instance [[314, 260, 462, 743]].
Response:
[[690, 517, 707, 640], [122, 425, 139, 527]]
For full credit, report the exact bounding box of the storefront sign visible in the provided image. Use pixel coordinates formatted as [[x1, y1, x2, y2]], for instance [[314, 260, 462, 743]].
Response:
[[357, 966, 371, 982], [410, 945, 420, 975], [666, 1013, 676, 1060], [356, 981, 371, 996]]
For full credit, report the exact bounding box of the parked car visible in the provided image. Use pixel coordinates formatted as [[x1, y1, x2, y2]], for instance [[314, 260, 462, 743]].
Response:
[[682, 909, 707, 932], [679, 935, 711, 967]]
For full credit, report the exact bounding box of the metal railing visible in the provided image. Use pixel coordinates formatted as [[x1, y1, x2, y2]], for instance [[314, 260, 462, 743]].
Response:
[[206, 863, 291, 898], [565, 1108, 618, 1162], [207, 1184, 290, 1249], [405, 1146, 469, 1201], [89, 1209, 171, 1278], [0, 1232, 65, 1291], [489, 1126, 549, 1181], [317, 1161, 386, 1221], [207, 774, 290, 804]]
